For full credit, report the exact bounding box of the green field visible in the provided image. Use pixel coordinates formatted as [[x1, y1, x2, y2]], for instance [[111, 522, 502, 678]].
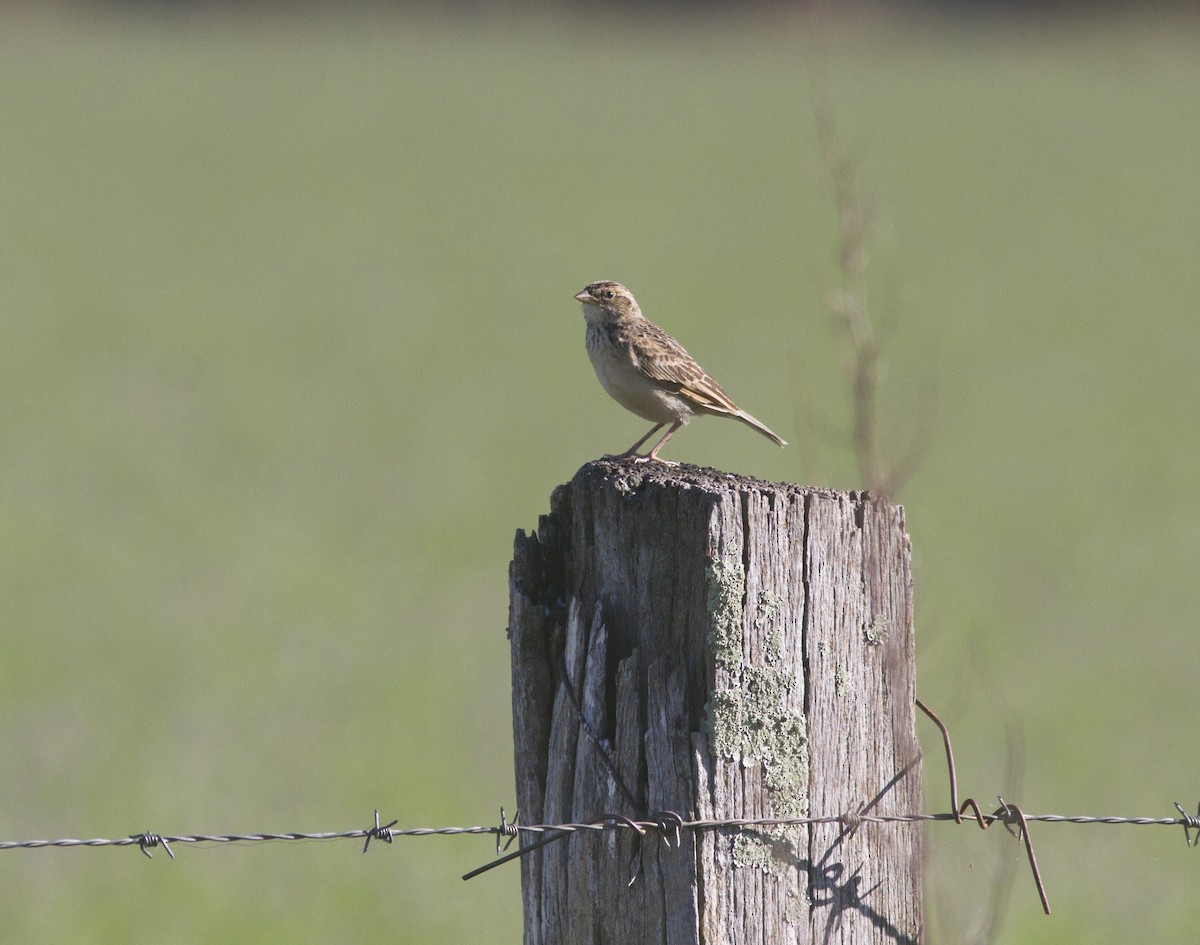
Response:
[[1, 7, 1197, 943]]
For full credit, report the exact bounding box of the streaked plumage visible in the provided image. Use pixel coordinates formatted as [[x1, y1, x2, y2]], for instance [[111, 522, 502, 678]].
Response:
[[574, 280, 786, 463]]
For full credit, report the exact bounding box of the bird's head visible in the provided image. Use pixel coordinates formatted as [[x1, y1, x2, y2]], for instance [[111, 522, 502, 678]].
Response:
[[574, 281, 641, 323]]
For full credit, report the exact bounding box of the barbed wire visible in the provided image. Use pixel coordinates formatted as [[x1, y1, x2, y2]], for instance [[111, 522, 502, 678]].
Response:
[[3, 805, 1195, 881], [1, 700, 1196, 919], [0, 811, 504, 860]]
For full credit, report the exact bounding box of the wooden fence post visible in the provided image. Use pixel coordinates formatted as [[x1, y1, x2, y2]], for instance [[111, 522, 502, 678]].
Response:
[[508, 460, 922, 945]]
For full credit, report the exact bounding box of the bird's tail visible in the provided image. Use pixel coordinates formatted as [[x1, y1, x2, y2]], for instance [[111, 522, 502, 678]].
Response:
[[736, 410, 787, 447]]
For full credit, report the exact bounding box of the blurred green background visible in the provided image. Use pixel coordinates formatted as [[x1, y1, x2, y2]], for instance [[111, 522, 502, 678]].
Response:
[[0, 4, 1196, 943]]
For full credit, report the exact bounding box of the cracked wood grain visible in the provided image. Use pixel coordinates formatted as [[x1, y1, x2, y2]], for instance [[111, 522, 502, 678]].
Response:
[[509, 460, 922, 945]]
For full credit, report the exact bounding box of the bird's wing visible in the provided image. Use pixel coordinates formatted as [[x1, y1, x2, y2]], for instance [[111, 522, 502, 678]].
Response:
[[623, 321, 742, 416]]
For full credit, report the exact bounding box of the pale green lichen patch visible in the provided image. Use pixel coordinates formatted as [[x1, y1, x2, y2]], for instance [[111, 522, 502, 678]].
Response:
[[785, 888, 811, 924], [706, 551, 745, 670], [865, 615, 892, 646], [732, 828, 805, 878], [704, 665, 810, 820], [732, 833, 785, 875], [705, 688, 745, 761], [755, 591, 784, 664], [762, 715, 809, 819]]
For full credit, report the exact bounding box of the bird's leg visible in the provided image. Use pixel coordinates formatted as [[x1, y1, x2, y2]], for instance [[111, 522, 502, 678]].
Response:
[[642, 420, 683, 465], [604, 423, 664, 460]]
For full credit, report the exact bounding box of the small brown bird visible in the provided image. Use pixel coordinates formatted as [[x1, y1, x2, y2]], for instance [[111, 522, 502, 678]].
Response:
[[574, 281, 786, 463]]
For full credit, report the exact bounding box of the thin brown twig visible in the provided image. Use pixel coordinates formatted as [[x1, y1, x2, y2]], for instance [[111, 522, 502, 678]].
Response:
[[804, 51, 934, 498]]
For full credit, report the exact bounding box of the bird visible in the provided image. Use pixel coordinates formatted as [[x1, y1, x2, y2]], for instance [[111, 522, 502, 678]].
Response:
[[574, 280, 786, 464]]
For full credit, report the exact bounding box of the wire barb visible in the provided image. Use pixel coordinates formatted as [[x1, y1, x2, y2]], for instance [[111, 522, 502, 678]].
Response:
[[132, 833, 174, 861], [915, 697, 960, 815], [840, 807, 864, 835], [654, 810, 685, 849], [1175, 802, 1200, 848], [461, 827, 571, 882], [495, 808, 520, 856], [362, 810, 398, 855], [994, 798, 1050, 915], [918, 697, 1050, 914]]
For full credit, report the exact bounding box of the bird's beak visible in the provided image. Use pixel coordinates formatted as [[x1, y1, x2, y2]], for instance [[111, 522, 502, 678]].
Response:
[[573, 289, 591, 303]]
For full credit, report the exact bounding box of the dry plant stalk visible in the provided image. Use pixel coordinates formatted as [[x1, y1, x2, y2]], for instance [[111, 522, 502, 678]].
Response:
[[806, 69, 933, 498]]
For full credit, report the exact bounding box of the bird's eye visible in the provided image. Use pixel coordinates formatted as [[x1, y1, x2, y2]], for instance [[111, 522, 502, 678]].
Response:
[[603, 290, 614, 300]]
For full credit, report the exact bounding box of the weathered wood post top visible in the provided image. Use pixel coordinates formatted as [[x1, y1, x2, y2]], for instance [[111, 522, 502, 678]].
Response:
[[508, 459, 922, 945]]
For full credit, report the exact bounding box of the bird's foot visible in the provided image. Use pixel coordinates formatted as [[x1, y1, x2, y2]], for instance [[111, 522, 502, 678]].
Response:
[[600, 452, 677, 467]]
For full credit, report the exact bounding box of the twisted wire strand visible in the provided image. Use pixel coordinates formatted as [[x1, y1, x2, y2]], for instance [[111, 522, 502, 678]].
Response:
[[1, 808, 1192, 852]]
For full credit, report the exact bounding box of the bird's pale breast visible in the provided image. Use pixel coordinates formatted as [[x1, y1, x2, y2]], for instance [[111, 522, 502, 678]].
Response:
[[586, 324, 692, 424]]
